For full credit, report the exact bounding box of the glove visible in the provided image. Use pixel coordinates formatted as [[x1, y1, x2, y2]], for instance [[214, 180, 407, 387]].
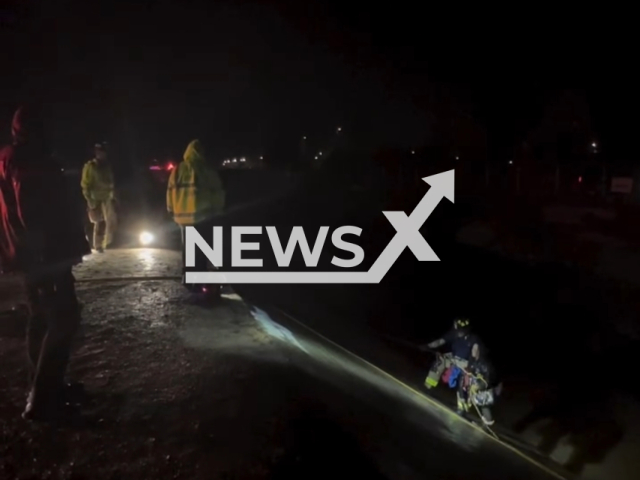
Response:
[[422, 339, 441, 350]]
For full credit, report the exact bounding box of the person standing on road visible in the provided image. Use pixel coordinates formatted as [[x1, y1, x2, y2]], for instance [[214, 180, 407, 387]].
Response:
[[81, 142, 116, 253], [420, 317, 479, 389], [0, 105, 90, 421], [167, 139, 225, 291]]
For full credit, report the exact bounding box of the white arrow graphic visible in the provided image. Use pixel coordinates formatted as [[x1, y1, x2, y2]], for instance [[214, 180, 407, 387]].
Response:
[[185, 169, 454, 284]]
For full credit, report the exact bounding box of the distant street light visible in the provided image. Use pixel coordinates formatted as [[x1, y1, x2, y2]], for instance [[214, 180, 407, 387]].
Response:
[[411, 150, 415, 155], [592, 142, 597, 148], [259, 156, 263, 160], [314, 156, 318, 160], [318, 151, 322, 156], [337, 127, 342, 132], [303, 136, 307, 140], [509, 160, 513, 165], [456, 156, 459, 160]]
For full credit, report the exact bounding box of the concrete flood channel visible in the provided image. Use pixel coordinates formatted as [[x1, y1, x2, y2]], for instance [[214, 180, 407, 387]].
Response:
[[237, 239, 638, 479], [221, 174, 639, 479]]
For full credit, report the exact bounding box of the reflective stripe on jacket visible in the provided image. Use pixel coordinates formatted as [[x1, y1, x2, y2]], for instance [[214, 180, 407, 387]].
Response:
[[81, 159, 114, 203], [166, 140, 225, 226]]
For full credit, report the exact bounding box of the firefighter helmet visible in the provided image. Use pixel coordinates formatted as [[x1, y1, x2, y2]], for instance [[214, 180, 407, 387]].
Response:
[[453, 317, 470, 330]]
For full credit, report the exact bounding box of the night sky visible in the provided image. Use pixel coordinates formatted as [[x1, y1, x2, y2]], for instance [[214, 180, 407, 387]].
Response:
[[1, 1, 638, 168]]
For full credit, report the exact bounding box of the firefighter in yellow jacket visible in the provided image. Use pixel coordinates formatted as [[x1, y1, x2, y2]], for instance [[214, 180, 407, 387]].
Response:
[[81, 142, 116, 252], [167, 139, 225, 289]]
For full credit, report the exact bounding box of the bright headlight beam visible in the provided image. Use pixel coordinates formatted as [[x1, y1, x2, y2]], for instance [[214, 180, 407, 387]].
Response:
[[140, 231, 154, 245]]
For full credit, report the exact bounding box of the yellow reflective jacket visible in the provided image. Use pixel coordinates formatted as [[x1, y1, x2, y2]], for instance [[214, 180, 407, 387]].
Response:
[[81, 159, 114, 205], [166, 140, 225, 226]]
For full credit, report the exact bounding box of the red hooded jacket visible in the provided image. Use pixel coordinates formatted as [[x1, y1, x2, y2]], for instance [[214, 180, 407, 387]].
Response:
[[0, 106, 89, 275]]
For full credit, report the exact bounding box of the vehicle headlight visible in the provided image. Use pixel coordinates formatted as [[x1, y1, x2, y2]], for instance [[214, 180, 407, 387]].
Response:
[[140, 231, 154, 246]]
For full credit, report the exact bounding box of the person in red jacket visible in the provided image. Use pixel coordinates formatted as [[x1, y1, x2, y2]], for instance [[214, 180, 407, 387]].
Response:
[[0, 105, 90, 421]]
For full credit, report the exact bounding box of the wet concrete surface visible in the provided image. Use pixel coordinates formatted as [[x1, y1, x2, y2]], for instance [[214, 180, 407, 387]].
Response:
[[0, 248, 568, 479]]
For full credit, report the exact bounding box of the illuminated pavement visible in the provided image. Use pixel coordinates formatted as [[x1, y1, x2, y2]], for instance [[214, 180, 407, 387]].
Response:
[[70, 248, 567, 479], [74, 248, 181, 280]]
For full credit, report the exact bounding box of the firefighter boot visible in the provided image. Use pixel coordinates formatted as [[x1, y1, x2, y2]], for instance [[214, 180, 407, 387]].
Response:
[[424, 356, 447, 390], [480, 407, 495, 426]]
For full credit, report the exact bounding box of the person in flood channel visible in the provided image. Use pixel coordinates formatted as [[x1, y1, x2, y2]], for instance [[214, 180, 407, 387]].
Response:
[[420, 317, 480, 390], [0, 105, 90, 421]]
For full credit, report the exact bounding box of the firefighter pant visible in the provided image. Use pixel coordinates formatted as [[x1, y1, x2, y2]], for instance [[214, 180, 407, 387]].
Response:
[[456, 374, 471, 412], [424, 353, 468, 389], [89, 199, 116, 250], [25, 268, 81, 409]]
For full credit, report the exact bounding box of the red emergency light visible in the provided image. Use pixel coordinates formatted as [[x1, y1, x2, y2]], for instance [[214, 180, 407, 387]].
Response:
[[578, 176, 582, 183], [167, 163, 175, 171]]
